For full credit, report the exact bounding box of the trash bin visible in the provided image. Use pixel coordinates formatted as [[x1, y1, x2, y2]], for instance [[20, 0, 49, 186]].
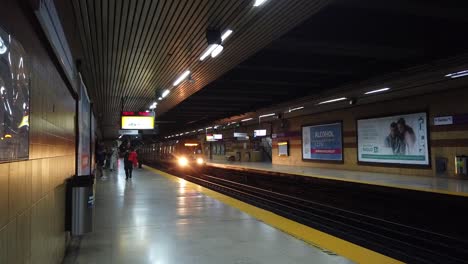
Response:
[[455, 155, 468, 176], [66, 175, 95, 236]]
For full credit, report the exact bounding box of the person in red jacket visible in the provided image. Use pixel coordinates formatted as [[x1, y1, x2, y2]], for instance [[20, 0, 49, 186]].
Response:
[[124, 147, 138, 180]]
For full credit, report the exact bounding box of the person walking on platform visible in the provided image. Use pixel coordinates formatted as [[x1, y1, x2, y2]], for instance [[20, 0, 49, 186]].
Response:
[[124, 147, 138, 180], [109, 146, 118, 171]]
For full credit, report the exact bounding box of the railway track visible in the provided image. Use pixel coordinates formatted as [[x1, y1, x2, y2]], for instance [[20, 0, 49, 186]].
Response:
[[150, 162, 468, 264]]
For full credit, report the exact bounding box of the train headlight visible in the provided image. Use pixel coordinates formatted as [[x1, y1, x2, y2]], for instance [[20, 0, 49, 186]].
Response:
[[196, 157, 204, 165], [178, 157, 189, 167]]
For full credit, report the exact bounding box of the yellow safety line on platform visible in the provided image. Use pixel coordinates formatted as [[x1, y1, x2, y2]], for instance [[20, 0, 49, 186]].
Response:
[[145, 166, 404, 264], [208, 163, 468, 198]]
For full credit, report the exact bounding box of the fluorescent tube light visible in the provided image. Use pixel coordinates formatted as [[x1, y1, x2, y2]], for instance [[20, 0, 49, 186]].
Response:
[[317, 97, 347, 105], [259, 113, 275, 118], [211, 45, 224, 58], [364, 87, 390, 95], [198, 129, 203, 132], [221, 29, 233, 42], [241, 118, 253, 122], [445, 69, 468, 79], [254, 0, 268, 7], [200, 44, 218, 61], [173, 70, 191, 86], [206, 127, 212, 130], [162, 89, 170, 98], [158, 97, 162, 100], [288, 106, 304, 113]]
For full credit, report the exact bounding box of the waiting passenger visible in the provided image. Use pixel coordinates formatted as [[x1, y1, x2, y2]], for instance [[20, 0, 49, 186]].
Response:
[[124, 147, 138, 180]]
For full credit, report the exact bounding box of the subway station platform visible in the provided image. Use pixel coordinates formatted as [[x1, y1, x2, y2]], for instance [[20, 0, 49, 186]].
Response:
[[62, 162, 357, 264], [207, 161, 468, 196]]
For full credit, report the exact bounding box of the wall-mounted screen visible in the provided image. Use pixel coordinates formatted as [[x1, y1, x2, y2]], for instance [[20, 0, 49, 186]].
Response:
[[121, 116, 154, 130], [278, 141, 289, 156], [357, 112, 429, 166], [206, 134, 216, 141], [254, 129, 267, 137], [234, 132, 247, 138], [0, 27, 30, 162], [213, 134, 223, 140], [302, 122, 343, 161]]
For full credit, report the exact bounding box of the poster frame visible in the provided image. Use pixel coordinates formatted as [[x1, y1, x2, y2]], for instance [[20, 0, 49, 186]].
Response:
[[301, 121, 344, 164], [355, 111, 432, 169]]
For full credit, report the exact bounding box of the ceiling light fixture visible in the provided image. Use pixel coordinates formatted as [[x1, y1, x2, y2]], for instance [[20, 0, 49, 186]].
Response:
[[221, 29, 233, 42], [445, 69, 468, 79], [173, 70, 191, 86], [162, 89, 170, 98], [241, 118, 253, 122], [206, 127, 213, 130], [259, 113, 275, 118], [211, 45, 224, 58], [288, 106, 304, 113], [317, 97, 347, 105], [254, 0, 268, 7], [149, 102, 157, 109], [364, 87, 390, 95], [200, 44, 218, 61], [158, 97, 162, 100]]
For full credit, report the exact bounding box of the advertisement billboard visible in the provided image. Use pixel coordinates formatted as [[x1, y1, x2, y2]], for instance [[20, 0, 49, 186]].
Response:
[[302, 122, 343, 161], [357, 112, 429, 166], [0, 27, 30, 162], [77, 75, 91, 176]]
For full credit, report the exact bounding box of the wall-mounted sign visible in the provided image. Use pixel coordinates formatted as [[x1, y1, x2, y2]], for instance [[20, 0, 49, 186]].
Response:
[[357, 112, 429, 166], [302, 122, 343, 161], [254, 129, 267, 137], [234, 132, 247, 138], [213, 134, 223, 140], [278, 141, 289, 156], [118, 129, 139, 135], [434, 114, 468, 126]]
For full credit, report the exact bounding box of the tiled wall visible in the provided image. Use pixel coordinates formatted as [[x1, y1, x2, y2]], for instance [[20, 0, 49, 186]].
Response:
[[272, 87, 468, 177], [0, 1, 76, 263]]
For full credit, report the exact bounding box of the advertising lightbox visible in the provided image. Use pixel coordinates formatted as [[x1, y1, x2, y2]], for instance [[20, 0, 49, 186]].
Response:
[[357, 112, 429, 166], [213, 134, 223, 140], [302, 122, 343, 161]]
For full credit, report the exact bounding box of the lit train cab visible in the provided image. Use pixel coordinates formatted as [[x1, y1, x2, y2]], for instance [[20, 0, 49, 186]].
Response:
[[173, 141, 205, 168]]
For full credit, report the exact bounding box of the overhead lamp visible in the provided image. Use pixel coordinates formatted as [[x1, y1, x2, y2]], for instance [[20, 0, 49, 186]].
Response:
[[254, 0, 268, 7], [445, 69, 468, 79], [200, 44, 218, 61], [221, 29, 233, 42], [317, 97, 347, 105], [0, 36, 6, 55], [158, 97, 162, 100], [206, 126, 213, 130], [259, 113, 275, 118], [364, 87, 390, 95], [198, 129, 203, 132], [162, 89, 170, 98], [118, 135, 123, 139], [288, 106, 304, 113], [173, 70, 191, 86], [149, 102, 157, 109], [241, 118, 253, 122], [211, 45, 224, 58]]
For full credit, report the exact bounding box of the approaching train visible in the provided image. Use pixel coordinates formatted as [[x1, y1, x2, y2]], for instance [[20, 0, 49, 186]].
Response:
[[140, 138, 206, 169]]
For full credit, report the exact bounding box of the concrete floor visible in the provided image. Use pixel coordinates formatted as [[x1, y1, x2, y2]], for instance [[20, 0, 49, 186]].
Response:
[[62, 161, 353, 264]]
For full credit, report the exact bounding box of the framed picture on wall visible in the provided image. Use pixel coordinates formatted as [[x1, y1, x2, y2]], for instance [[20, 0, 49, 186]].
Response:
[[0, 26, 30, 162], [302, 122, 343, 162], [357, 112, 430, 167]]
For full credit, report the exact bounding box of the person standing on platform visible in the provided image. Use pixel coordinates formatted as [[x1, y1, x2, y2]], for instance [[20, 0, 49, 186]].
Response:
[[95, 143, 106, 177], [124, 147, 138, 180], [109, 146, 118, 171]]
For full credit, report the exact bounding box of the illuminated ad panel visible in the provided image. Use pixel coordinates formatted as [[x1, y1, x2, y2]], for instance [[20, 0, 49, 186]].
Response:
[[357, 112, 429, 166], [121, 116, 154, 130], [0, 26, 30, 161]]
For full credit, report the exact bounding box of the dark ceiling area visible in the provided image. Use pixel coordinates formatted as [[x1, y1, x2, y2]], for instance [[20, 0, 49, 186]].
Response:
[[158, 0, 468, 134], [57, 0, 333, 139]]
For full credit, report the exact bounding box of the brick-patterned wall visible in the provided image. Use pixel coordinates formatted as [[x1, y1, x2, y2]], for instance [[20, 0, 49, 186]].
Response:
[[272, 87, 468, 177], [0, 1, 76, 263]]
